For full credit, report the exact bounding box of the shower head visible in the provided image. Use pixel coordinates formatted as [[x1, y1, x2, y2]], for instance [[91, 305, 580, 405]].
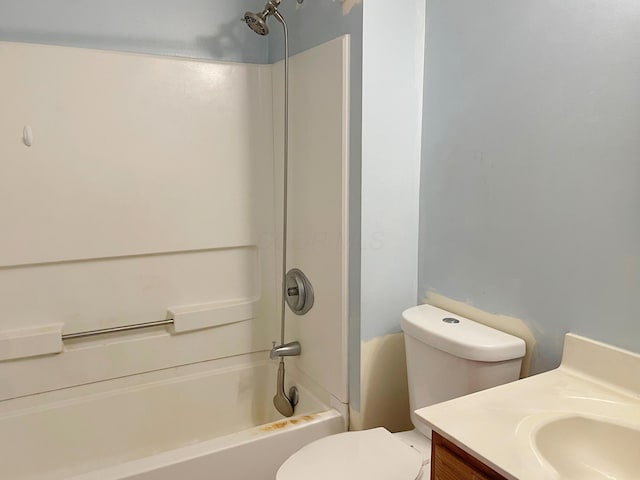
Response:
[[244, 10, 270, 35], [243, 0, 283, 36]]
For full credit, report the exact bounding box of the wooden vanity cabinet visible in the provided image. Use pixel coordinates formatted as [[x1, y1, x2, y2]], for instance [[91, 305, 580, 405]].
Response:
[[431, 432, 508, 480]]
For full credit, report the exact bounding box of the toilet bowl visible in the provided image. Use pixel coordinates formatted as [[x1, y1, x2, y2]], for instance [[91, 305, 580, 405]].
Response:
[[277, 428, 427, 480], [276, 304, 526, 480]]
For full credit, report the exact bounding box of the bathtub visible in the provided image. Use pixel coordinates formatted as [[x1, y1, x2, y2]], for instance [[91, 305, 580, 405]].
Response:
[[0, 355, 345, 480]]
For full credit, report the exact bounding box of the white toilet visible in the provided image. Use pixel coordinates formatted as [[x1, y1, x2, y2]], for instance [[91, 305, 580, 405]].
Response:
[[276, 304, 526, 480]]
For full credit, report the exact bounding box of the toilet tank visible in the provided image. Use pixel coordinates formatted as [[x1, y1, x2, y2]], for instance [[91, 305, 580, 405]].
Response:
[[400, 305, 526, 437]]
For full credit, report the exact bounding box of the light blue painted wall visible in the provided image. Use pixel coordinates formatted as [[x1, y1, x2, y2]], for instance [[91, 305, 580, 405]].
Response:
[[267, 0, 361, 62], [0, 0, 267, 63], [360, 0, 425, 341], [419, 0, 640, 374]]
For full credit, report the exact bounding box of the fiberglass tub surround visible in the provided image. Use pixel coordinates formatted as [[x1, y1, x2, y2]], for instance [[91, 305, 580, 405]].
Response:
[[416, 334, 640, 480], [0, 24, 349, 480]]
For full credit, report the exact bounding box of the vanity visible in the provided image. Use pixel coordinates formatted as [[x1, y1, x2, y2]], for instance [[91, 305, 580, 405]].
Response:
[[416, 334, 640, 480], [431, 431, 506, 480]]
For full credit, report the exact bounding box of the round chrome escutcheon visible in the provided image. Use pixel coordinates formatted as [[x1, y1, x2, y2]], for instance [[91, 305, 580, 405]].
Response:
[[285, 268, 314, 315]]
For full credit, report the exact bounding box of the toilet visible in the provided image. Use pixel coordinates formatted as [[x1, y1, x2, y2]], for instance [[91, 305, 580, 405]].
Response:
[[276, 304, 526, 480]]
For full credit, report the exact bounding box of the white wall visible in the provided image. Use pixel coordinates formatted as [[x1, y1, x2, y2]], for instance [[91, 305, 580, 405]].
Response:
[[0, 38, 350, 409], [267, 0, 364, 413], [273, 36, 351, 405], [0, 42, 277, 399], [419, 0, 640, 373]]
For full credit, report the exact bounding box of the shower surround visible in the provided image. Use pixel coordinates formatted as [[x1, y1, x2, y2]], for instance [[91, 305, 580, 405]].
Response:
[[0, 36, 349, 478]]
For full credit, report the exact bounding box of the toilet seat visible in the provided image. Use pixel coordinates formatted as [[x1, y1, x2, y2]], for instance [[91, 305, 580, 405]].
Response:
[[276, 427, 424, 480]]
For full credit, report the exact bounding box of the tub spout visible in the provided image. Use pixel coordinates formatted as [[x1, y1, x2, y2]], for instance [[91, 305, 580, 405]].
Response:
[[270, 341, 301, 359]]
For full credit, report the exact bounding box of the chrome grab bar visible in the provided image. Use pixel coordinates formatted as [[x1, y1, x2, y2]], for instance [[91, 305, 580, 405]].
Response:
[[0, 300, 257, 362], [61, 319, 174, 341]]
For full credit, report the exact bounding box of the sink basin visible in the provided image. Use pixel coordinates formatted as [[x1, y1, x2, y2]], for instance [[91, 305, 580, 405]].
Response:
[[534, 416, 640, 479]]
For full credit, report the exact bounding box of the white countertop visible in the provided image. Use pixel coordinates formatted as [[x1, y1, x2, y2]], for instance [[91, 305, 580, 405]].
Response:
[[414, 334, 640, 480]]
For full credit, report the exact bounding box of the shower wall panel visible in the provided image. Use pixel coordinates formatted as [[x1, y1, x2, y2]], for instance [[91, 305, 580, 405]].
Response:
[[272, 36, 350, 405], [0, 42, 278, 399]]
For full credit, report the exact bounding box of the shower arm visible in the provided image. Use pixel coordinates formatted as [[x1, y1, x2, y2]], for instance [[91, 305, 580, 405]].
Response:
[[262, 0, 283, 21]]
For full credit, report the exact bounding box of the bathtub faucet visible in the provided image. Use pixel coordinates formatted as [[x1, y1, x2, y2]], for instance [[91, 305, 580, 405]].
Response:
[[270, 341, 301, 359]]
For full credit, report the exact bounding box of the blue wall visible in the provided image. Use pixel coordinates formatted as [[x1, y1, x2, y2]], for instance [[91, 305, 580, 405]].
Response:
[[360, 0, 425, 341], [0, 0, 365, 65], [419, 0, 640, 374], [0, 0, 268, 63], [266, 0, 361, 61]]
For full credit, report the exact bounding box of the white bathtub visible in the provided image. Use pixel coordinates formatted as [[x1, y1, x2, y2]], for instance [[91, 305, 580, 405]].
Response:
[[0, 356, 345, 480]]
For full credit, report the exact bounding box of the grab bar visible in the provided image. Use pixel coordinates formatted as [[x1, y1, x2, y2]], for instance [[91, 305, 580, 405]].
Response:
[[0, 300, 258, 362], [61, 319, 175, 340]]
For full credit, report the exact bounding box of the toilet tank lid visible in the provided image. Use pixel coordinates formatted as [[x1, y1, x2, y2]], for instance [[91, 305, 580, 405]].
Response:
[[401, 304, 526, 362]]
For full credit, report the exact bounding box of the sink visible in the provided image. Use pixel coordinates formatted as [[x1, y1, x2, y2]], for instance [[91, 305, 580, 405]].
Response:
[[415, 334, 640, 480], [534, 416, 640, 479]]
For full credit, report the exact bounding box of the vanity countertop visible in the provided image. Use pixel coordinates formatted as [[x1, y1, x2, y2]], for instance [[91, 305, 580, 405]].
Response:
[[414, 334, 640, 480]]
